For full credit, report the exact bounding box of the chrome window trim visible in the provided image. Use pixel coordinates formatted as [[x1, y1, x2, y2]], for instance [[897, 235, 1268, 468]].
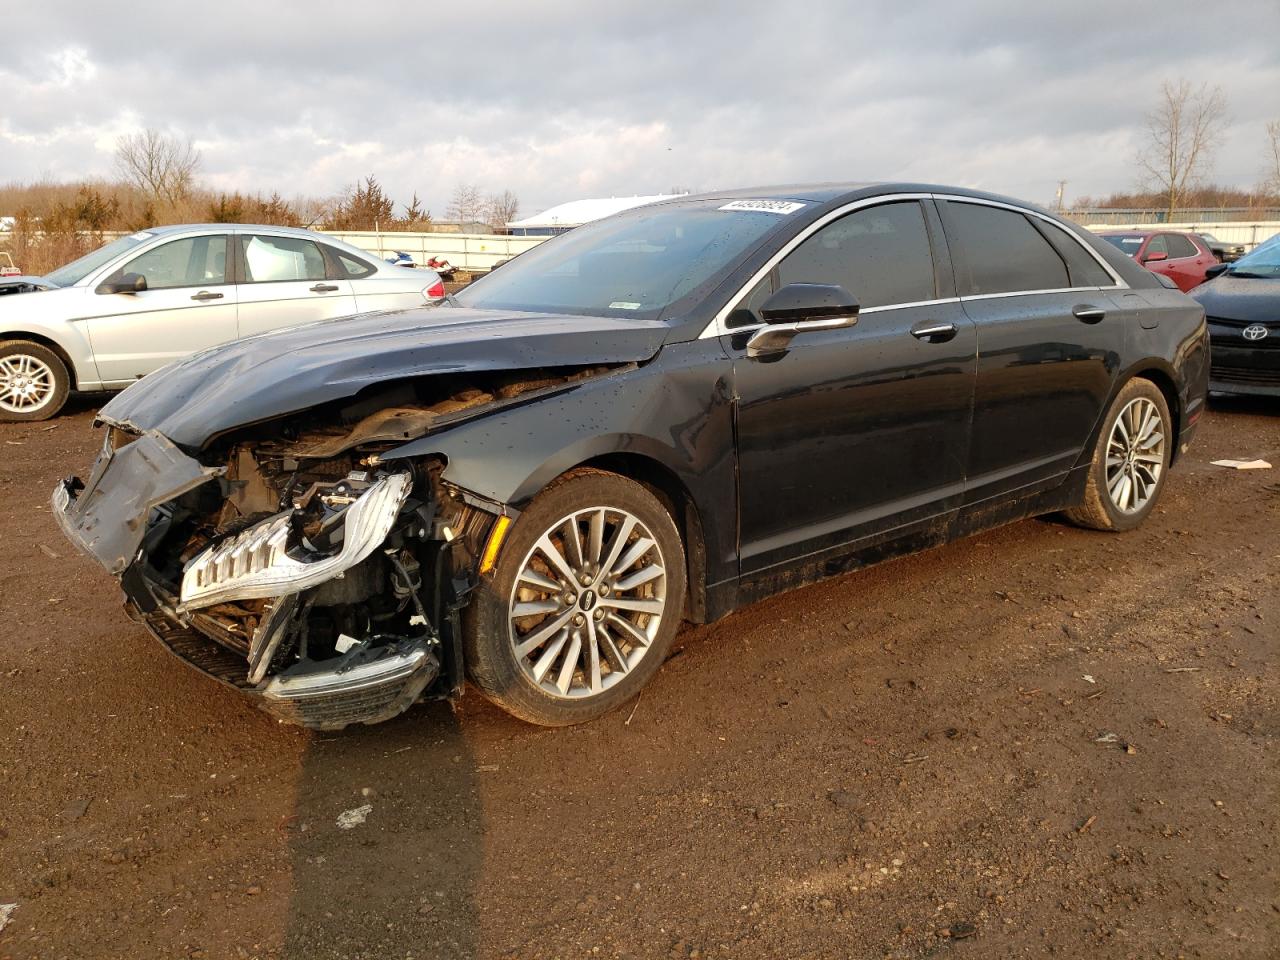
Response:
[[699, 192, 1127, 340]]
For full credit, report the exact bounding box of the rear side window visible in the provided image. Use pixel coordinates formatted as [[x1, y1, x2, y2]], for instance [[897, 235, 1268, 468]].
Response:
[[943, 202, 1068, 296], [777, 201, 935, 309], [241, 235, 327, 283], [1164, 234, 1198, 259], [1033, 221, 1114, 287], [326, 245, 376, 279]]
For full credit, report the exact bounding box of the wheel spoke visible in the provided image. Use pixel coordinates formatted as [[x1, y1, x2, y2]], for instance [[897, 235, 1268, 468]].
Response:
[[515, 608, 576, 659], [512, 598, 561, 618], [587, 509, 605, 566], [606, 612, 651, 648], [518, 567, 562, 592], [584, 618, 603, 693], [599, 516, 637, 577], [535, 534, 578, 586], [560, 517, 584, 570], [603, 596, 665, 616], [613, 563, 664, 593], [598, 625, 629, 672], [530, 628, 571, 682], [554, 633, 583, 695], [611, 537, 656, 576]]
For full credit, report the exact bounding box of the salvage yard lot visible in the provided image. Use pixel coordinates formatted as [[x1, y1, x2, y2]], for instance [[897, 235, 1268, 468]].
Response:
[[0, 398, 1277, 960]]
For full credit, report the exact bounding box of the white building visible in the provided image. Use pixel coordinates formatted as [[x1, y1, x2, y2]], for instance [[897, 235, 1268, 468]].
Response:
[[506, 194, 685, 236]]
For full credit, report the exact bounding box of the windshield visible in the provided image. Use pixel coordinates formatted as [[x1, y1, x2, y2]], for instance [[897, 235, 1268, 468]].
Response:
[[44, 233, 153, 287], [1101, 234, 1145, 258], [456, 200, 792, 319], [1227, 236, 1280, 278]]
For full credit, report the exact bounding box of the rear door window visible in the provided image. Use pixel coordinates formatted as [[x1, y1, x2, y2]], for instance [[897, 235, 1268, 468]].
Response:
[[776, 201, 936, 309], [1164, 234, 1198, 259], [942, 202, 1069, 296], [240, 235, 327, 283], [324, 245, 376, 279]]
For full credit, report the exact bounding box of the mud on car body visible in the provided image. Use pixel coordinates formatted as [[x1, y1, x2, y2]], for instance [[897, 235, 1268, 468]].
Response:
[[54, 184, 1210, 730]]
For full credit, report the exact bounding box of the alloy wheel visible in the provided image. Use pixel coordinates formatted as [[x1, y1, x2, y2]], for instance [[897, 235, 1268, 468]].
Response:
[[1105, 397, 1165, 514], [0, 354, 56, 414], [508, 506, 668, 699]]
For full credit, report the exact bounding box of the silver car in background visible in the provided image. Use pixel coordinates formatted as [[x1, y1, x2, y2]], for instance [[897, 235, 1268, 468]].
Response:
[[0, 224, 443, 420]]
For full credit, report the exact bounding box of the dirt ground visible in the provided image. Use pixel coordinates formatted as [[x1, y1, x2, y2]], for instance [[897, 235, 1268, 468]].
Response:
[[0, 395, 1276, 960]]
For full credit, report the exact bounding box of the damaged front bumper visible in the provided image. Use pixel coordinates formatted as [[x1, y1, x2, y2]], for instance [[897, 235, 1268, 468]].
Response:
[[52, 429, 469, 731]]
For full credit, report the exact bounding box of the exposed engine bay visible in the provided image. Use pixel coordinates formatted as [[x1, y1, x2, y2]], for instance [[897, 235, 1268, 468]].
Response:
[[54, 365, 625, 729]]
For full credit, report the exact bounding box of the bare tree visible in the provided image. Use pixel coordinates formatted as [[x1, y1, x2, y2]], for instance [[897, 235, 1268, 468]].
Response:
[[446, 183, 483, 224], [1265, 120, 1280, 196], [1137, 81, 1228, 219], [114, 129, 201, 205], [484, 189, 520, 230]]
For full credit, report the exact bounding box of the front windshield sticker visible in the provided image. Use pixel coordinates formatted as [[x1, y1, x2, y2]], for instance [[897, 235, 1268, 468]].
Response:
[[718, 200, 807, 215], [608, 301, 642, 310], [128, 231, 153, 241]]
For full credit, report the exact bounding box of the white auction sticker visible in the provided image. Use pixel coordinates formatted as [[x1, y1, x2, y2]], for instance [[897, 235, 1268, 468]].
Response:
[[718, 199, 806, 215]]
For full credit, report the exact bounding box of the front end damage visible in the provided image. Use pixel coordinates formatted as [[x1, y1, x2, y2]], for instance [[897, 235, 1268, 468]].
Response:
[[49, 370, 628, 730]]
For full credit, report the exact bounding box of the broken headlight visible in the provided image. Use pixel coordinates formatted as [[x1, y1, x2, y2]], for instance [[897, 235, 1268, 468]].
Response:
[[179, 472, 412, 609]]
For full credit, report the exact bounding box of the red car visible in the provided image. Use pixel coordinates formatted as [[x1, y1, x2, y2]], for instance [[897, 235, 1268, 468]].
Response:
[[1096, 230, 1218, 292]]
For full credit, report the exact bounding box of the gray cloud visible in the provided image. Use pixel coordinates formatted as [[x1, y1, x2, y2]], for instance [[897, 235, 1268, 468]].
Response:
[[2, 0, 1277, 215]]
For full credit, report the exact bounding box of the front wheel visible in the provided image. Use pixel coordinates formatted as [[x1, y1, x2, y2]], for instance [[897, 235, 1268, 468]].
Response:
[[463, 469, 686, 726], [1065, 377, 1172, 532], [0, 340, 71, 421]]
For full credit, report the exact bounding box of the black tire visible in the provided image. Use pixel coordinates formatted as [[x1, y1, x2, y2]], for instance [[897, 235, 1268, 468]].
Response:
[[463, 469, 687, 726], [0, 340, 71, 422], [1065, 377, 1172, 532]]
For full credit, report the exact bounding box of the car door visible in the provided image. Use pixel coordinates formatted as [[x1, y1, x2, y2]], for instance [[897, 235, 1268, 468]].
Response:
[[729, 199, 976, 575], [936, 199, 1123, 504], [81, 232, 238, 385], [234, 233, 356, 337], [1162, 233, 1212, 291]]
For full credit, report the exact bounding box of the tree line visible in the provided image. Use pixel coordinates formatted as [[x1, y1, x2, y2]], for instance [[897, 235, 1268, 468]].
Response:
[[0, 130, 522, 273]]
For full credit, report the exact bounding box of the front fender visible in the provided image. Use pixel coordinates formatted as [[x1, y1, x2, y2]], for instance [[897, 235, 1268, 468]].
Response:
[[379, 339, 740, 582]]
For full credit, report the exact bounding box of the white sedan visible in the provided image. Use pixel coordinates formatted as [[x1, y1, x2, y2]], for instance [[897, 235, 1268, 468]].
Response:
[[0, 224, 443, 420]]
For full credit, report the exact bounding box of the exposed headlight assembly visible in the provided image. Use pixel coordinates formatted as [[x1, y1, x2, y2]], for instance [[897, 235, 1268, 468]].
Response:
[[179, 472, 412, 609]]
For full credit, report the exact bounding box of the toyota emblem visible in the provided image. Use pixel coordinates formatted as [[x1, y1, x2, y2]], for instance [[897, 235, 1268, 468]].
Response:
[[1242, 324, 1268, 341]]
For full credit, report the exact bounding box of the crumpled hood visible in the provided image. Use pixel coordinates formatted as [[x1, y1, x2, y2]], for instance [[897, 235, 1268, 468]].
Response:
[[0, 274, 56, 293], [1190, 274, 1280, 323], [98, 306, 669, 449]]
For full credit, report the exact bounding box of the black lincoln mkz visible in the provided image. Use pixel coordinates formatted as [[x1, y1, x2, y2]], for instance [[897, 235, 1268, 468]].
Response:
[[54, 184, 1209, 729]]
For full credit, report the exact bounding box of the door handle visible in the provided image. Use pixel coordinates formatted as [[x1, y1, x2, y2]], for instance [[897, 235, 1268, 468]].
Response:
[[1072, 304, 1106, 323], [190, 291, 223, 301], [310, 283, 340, 293], [910, 321, 957, 343]]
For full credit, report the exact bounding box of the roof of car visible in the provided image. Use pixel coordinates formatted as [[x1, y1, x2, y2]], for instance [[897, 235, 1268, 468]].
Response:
[[141, 223, 322, 236], [1094, 228, 1199, 237], [663, 182, 1062, 213]]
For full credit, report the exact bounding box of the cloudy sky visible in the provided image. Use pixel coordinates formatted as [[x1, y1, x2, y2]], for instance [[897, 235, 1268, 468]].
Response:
[[2, 1, 1278, 217]]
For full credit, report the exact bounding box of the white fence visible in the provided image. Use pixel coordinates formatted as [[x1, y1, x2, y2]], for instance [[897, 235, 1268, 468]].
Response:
[[1083, 220, 1280, 252], [326, 231, 548, 272]]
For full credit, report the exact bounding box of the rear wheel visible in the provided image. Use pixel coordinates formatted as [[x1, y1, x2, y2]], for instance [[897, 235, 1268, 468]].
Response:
[[464, 470, 686, 726], [1065, 377, 1171, 532], [0, 340, 70, 421]]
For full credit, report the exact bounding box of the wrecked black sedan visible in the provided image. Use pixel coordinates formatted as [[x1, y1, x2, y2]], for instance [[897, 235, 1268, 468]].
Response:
[[54, 184, 1209, 730]]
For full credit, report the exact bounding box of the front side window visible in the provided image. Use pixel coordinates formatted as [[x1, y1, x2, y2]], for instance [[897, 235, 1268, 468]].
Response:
[[1164, 234, 1198, 259], [777, 201, 935, 309], [241, 235, 327, 283], [943, 202, 1068, 296], [1145, 235, 1168, 257], [111, 235, 227, 290]]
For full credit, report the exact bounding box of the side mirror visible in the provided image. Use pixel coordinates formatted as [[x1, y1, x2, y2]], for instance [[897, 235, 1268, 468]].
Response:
[[98, 272, 148, 294], [748, 283, 860, 358], [1204, 262, 1229, 280], [1142, 251, 1168, 263]]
